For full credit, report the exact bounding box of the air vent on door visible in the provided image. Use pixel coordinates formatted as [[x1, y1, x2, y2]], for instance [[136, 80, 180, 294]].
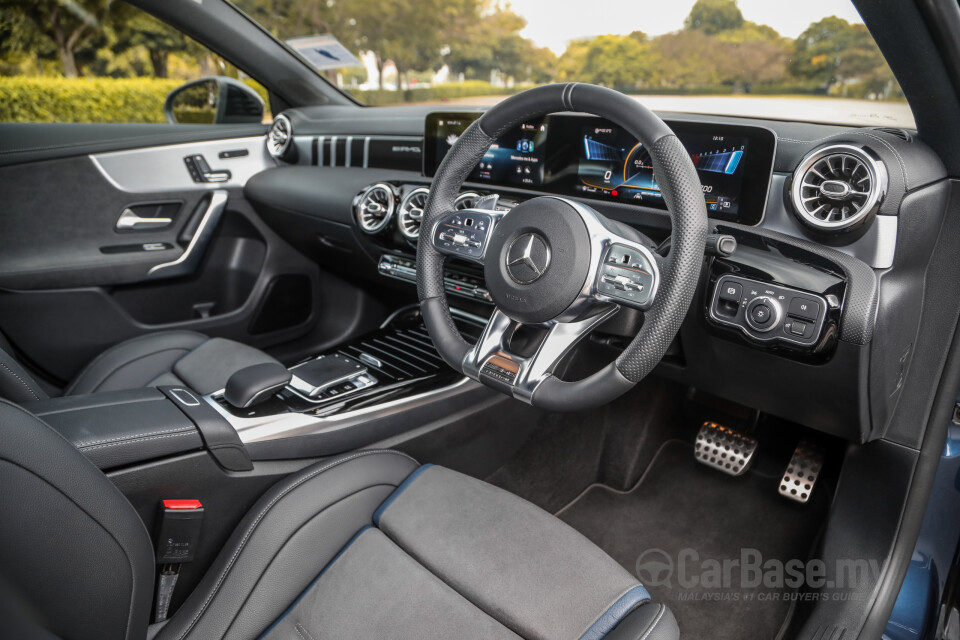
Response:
[[790, 144, 887, 232], [397, 187, 430, 240], [267, 114, 294, 160], [454, 192, 482, 210], [354, 183, 397, 234]]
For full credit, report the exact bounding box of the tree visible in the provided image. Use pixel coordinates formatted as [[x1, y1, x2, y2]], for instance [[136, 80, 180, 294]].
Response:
[[443, 1, 552, 83], [575, 35, 652, 90], [790, 17, 892, 94], [684, 0, 744, 35], [110, 5, 193, 78], [1, 0, 115, 77]]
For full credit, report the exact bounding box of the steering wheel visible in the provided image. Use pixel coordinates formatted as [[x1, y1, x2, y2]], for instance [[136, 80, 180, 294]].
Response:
[[417, 83, 707, 412]]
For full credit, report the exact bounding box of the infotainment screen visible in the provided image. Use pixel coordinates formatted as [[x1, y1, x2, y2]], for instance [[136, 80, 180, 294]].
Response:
[[423, 112, 776, 225], [426, 114, 547, 187]]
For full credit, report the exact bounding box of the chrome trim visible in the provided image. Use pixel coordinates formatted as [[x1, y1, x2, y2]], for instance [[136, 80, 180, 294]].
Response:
[[744, 296, 782, 333], [330, 135, 338, 166], [116, 208, 172, 231], [545, 197, 661, 317], [267, 114, 293, 159], [707, 276, 829, 347], [207, 376, 479, 443], [147, 190, 227, 280], [454, 192, 482, 209], [354, 183, 397, 234], [461, 306, 619, 403], [345, 135, 354, 166], [790, 144, 888, 231], [91, 137, 275, 193], [363, 136, 370, 168], [397, 187, 430, 240]]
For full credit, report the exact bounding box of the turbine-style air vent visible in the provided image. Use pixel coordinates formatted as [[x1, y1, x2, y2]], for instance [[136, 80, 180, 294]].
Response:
[[454, 192, 482, 210], [397, 187, 430, 240], [267, 114, 293, 160], [354, 183, 396, 234], [790, 145, 887, 232]]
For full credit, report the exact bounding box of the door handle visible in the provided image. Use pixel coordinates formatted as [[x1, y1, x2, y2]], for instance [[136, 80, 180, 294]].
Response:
[[116, 208, 173, 230], [146, 190, 227, 280]]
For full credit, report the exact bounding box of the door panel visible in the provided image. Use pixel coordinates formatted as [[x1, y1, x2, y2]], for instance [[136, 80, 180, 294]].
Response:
[[0, 126, 338, 385]]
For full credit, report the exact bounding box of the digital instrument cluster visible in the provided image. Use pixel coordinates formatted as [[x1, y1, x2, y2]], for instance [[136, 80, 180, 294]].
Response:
[[423, 112, 776, 225]]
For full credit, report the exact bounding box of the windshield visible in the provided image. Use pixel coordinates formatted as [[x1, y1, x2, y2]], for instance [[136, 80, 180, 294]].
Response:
[[232, 0, 912, 128]]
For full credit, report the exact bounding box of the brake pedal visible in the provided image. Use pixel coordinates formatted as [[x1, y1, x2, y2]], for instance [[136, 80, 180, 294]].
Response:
[[694, 422, 757, 476], [779, 441, 824, 503]]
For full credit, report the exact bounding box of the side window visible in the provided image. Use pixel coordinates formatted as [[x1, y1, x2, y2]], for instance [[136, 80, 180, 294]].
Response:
[[0, 1, 270, 124]]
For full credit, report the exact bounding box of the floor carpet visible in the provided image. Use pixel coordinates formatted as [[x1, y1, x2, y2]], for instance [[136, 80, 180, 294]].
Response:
[[557, 440, 829, 640]]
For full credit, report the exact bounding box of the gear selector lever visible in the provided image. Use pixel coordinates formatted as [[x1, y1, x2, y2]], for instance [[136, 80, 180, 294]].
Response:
[[224, 362, 292, 408]]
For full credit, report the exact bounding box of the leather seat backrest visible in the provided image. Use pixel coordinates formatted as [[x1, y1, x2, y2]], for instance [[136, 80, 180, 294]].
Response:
[[0, 400, 153, 640]]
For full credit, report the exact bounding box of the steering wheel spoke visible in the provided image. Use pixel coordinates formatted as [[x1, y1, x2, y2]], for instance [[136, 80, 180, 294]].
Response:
[[463, 306, 619, 403]]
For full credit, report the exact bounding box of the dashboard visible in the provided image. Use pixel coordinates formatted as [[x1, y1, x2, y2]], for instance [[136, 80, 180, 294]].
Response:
[[423, 112, 776, 225], [246, 102, 948, 444]]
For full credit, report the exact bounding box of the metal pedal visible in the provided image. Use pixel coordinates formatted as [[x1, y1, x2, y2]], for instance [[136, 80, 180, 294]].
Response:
[[694, 422, 757, 476], [779, 441, 824, 503]]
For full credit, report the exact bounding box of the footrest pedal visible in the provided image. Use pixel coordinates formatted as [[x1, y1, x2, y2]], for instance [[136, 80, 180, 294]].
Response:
[[694, 421, 757, 476], [779, 441, 824, 503]]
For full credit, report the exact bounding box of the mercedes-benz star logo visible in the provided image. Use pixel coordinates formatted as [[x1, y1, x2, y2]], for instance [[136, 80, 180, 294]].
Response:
[[506, 233, 551, 285]]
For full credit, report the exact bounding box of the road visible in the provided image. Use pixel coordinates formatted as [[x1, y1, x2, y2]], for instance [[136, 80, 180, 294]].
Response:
[[413, 94, 915, 129]]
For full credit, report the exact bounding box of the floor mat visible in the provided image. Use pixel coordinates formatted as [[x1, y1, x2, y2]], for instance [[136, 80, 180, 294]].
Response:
[[557, 440, 829, 640]]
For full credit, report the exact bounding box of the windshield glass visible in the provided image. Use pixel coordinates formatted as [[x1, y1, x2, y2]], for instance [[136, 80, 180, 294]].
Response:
[[236, 0, 911, 128]]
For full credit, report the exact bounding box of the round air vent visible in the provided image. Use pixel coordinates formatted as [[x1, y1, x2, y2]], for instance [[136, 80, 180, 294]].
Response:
[[267, 114, 294, 160], [454, 192, 482, 210], [790, 144, 887, 232], [354, 183, 397, 234], [397, 187, 430, 240]]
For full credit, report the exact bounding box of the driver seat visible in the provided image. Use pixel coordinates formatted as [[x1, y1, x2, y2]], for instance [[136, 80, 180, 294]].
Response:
[[0, 400, 679, 640]]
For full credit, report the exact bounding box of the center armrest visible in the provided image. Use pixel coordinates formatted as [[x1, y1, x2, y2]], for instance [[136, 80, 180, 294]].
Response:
[[22, 386, 252, 472]]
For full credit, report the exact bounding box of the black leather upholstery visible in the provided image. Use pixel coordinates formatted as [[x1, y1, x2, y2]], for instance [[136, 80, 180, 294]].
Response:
[[0, 330, 281, 403], [22, 388, 204, 470], [0, 399, 155, 640], [0, 406, 678, 640]]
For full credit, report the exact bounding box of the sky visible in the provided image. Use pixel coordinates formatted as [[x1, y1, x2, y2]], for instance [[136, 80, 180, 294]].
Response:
[[509, 0, 866, 54]]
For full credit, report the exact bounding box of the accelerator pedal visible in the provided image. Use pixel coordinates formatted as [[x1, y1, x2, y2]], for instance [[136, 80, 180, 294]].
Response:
[[694, 421, 757, 476], [779, 441, 824, 503]]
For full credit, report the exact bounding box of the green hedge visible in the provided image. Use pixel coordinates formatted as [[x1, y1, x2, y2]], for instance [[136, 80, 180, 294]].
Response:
[[0, 77, 271, 123], [0, 77, 181, 123]]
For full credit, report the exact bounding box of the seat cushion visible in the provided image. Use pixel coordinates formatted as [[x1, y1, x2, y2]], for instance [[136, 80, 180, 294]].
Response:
[[66, 331, 279, 396], [158, 454, 675, 640]]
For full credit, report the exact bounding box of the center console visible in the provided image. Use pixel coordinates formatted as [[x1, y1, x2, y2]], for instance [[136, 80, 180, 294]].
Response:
[[202, 306, 491, 457]]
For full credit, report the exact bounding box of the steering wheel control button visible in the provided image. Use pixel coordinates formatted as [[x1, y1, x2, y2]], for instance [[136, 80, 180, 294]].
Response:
[[745, 296, 781, 333], [433, 211, 493, 260], [597, 244, 654, 306], [788, 297, 821, 322]]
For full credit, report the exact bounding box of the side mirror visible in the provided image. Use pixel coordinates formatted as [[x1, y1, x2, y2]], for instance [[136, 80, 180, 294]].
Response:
[[163, 77, 264, 125]]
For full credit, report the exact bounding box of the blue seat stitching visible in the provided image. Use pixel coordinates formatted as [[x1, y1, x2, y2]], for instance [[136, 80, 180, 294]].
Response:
[[372, 463, 434, 526]]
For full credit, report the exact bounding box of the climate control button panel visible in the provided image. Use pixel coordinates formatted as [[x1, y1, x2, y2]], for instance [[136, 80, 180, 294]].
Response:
[[709, 275, 829, 348]]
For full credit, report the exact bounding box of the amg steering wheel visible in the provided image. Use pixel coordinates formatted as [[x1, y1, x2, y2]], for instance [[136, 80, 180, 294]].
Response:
[[417, 83, 707, 411]]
